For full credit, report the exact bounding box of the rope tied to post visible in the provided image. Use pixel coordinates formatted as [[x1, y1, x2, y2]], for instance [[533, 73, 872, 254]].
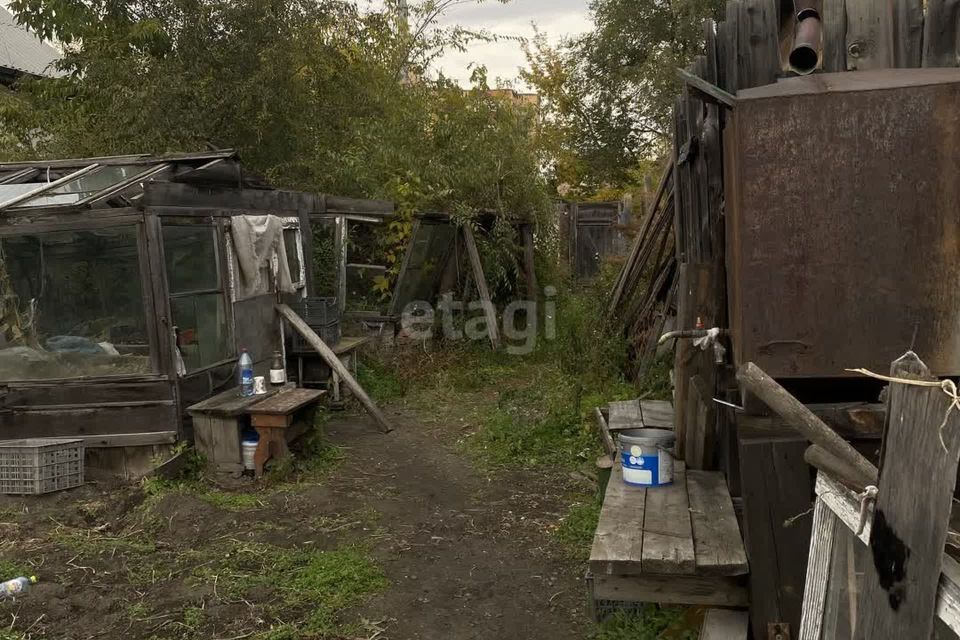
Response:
[[846, 368, 960, 454]]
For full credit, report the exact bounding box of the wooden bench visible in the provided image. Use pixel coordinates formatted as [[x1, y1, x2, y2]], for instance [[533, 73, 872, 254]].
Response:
[[292, 336, 370, 402], [246, 387, 326, 476], [588, 461, 749, 618], [607, 399, 674, 431], [187, 384, 292, 474]]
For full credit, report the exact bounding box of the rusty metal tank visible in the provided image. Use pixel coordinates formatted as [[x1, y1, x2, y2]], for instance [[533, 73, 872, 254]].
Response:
[[724, 68, 960, 379]]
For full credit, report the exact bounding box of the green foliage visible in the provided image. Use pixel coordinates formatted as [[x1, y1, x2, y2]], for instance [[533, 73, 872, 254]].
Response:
[[0, 557, 32, 580], [554, 498, 601, 561], [593, 607, 700, 640], [523, 0, 724, 196], [2, 0, 552, 304], [357, 355, 407, 402]]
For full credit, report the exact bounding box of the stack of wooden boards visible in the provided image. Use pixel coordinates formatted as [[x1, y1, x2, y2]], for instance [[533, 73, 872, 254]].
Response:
[[590, 399, 749, 637]]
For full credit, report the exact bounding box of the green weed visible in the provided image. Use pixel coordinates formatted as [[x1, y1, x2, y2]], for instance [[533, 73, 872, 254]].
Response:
[[193, 541, 387, 637], [594, 607, 700, 640], [0, 557, 32, 579], [357, 356, 406, 401], [554, 498, 602, 561]]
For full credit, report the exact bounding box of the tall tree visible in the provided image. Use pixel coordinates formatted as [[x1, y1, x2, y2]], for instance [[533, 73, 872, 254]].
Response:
[[523, 0, 724, 197]]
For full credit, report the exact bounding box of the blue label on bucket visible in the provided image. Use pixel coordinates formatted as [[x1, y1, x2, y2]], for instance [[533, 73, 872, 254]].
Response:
[[621, 451, 672, 487]]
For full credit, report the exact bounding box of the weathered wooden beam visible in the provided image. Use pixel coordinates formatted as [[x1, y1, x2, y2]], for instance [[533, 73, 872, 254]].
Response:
[[461, 225, 502, 350], [855, 352, 960, 639], [736, 362, 878, 484], [804, 444, 875, 492], [276, 304, 393, 433], [677, 68, 737, 108], [923, 0, 960, 67], [845, 0, 894, 69]]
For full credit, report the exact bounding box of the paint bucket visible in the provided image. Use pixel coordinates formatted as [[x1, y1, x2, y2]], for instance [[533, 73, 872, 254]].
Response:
[[618, 428, 675, 487], [241, 437, 259, 472]]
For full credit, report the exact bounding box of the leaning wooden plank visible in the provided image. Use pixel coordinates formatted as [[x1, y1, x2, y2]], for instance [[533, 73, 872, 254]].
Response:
[[798, 497, 839, 640], [676, 67, 737, 108], [854, 352, 960, 640], [923, 0, 960, 67], [699, 608, 749, 640], [277, 303, 393, 433], [461, 225, 501, 350], [687, 470, 748, 576], [590, 464, 645, 575], [845, 0, 894, 69], [737, 362, 878, 485], [642, 461, 696, 574], [804, 444, 875, 492], [595, 407, 617, 460]]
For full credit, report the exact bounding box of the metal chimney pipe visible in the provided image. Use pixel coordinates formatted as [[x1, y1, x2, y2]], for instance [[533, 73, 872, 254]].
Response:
[[789, 4, 822, 75]]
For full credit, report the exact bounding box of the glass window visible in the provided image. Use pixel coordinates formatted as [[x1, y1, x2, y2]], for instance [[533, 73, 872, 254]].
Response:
[[0, 226, 153, 380], [163, 225, 220, 293], [162, 223, 232, 372], [15, 165, 145, 209], [171, 293, 230, 373], [283, 227, 302, 286]]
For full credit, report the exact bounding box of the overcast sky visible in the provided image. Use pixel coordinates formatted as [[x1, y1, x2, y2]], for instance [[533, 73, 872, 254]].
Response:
[[430, 0, 592, 87], [1, 0, 594, 89]]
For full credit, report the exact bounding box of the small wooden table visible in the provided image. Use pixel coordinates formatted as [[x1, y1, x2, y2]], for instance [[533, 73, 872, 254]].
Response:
[[246, 388, 326, 476], [187, 384, 291, 473]]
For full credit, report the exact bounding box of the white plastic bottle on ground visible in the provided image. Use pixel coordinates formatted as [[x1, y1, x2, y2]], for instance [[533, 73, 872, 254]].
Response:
[[0, 576, 37, 599]]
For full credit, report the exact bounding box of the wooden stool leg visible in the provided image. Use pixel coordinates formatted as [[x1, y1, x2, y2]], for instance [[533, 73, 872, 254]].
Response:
[[254, 427, 271, 477]]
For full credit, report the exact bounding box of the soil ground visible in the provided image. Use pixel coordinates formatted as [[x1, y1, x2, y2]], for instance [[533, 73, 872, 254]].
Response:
[[0, 404, 592, 640]]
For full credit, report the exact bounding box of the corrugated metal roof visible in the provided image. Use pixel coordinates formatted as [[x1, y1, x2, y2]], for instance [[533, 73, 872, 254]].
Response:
[[0, 6, 61, 78]]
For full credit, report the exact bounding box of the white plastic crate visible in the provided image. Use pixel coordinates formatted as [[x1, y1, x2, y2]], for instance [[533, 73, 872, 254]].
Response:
[[0, 438, 84, 495]]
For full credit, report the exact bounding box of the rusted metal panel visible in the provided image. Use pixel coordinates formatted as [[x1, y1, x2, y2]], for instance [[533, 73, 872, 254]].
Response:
[[726, 68, 960, 379]]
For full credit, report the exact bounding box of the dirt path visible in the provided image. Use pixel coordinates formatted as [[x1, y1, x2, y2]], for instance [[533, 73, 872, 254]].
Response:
[[0, 403, 593, 640], [323, 409, 589, 639]]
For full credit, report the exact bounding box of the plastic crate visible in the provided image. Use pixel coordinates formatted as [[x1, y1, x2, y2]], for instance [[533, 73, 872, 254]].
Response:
[[0, 438, 84, 495], [291, 320, 341, 353], [292, 297, 338, 326]]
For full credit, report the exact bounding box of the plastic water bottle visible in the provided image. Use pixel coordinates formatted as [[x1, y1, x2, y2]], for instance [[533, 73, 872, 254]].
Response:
[[0, 576, 36, 599], [238, 348, 254, 397]]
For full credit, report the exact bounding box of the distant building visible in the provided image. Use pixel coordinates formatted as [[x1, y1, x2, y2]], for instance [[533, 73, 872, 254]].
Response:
[[0, 7, 61, 87], [483, 88, 540, 108]]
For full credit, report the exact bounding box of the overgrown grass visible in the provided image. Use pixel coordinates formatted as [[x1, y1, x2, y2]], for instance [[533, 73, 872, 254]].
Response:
[[193, 542, 388, 637], [593, 607, 702, 640], [553, 497, 602, 561], [357, 356, 407, 402]]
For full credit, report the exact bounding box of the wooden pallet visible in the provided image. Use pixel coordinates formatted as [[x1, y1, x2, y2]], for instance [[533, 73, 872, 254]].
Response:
[[589, 462, 748, 616]]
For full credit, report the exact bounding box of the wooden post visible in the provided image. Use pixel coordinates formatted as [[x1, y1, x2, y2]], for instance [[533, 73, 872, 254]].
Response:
[[461, 225, 501, 350], [334, 215, 347, 313], [736, 362, 879, 484], [276, 304, 393, 433], [855, 352, 960, 639]]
